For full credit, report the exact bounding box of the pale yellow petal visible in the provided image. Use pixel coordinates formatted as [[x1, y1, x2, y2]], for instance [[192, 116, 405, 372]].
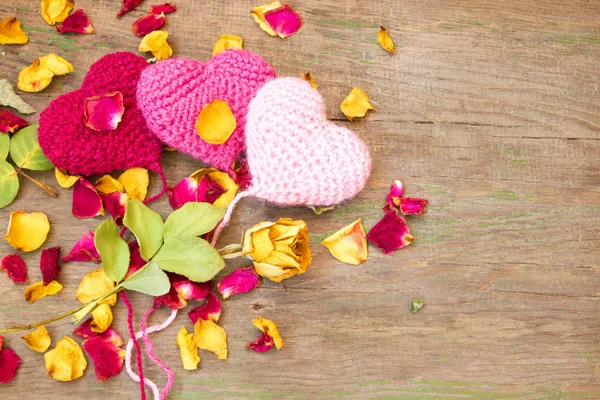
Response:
[[249, 228, 274, 262], [322, 218, 368, 265], [377, 26, 395, 53], [251, 1, 282, 36], [340, 87, 375, 121], [195, 100, 237, 145], [139, 30, 172, 60], [76, 268, 117, 306], [175, 326, 200, 370], [90, 303, 113, 333], [41, 0, 74, 25], [55, 168, 78, 188], [6, 210, 50, 252], [118, 167, 148, 201], [22, 325, 51, 352], [95, 175, 124, 194], [193, 319, 227, 360], [38, 54, 73, 75], [17, 60, 54, 93], [24, 281, 63, 302], [44, 336, 87, 381], [252, 316, 283, 349], [212, 35, 243, 56]]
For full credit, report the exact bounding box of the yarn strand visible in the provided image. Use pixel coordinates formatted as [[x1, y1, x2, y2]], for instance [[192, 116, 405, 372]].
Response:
[[144, 164, 168, 204], [211, 190, 250, 247], [120, 291, 146, 400]]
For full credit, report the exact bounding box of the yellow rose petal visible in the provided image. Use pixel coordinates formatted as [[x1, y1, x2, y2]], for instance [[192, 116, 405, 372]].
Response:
[[340, 87, 375, 121], [118, 167, 148, 201], [322, 218, 368, 265], [195, 100, 237, 145], [90, 303, 113, 333], [193, 319, 227, 360], [251, 1, 282, 36], [252, 316, 283, 349], [55, 168, 78, 188], [377, 26, 395, 53], [22, 325, 51, 352], [41, 0, 74, 25], [138, 30, 172, 60], [6, 210, 50, 252], [212, 35, 243, 56], [76, 268, 117, 306], [44, 336, 87, 382], [17, 60, 54, 93], [38, 54, 73, 75], [303, 72, 316, 89], [95, 175, 124, 194], [175, 326, 200, 370], [0, 17, 29, 45], [24, 281, 63, 303], [189, 167, 239, 207]]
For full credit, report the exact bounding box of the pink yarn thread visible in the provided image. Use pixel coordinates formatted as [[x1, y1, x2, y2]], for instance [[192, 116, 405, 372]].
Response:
[[120, 291, 146, 400], [211, 190, 249, 246]]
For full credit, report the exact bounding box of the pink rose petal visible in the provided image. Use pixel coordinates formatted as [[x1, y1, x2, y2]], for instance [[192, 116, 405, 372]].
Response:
[[117, 0, 144, 18], [61, 231, 101, 263], [56, 9, 94, 34], [131, 13, 166, 37], [84, 92, 125, 131], [198, 175, 226, 204], [188, 292, 221, 323], [245, 332, 274, 353], [383, 180, 404, 211], [264, 4, 303, 39], [82, 336, 124, 382], [124, 241, 145, 279], [40, 246, 61, 286], [72, 178, 104, 219], [0, 110, 29, 134], [100, 192, 128, 225], [366, 210, 414, 254], [154, 274, 211, 309], [0, 254, 28, 284], [0, 337, 21, 384], [217, 267, 262, 300], [150, 3, 177, 14], [167, 177, 199, 210], [399, 197, 428, 215]]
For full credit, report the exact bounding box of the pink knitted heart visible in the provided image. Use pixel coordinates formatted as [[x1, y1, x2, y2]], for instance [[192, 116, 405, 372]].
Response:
[[245, 77, 371, 206], [136, 50, 276, 172]]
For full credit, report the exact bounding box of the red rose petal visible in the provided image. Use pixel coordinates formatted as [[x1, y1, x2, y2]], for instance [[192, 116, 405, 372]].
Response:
[[198, 175, 226, 204], [263, 4, 303, 39], [167, 177, 199, 210], [40, 246, 61, 286], [82, 336, 124, 382], [0, 254, 28, 284], [188, 292, 221, 323], [0, 110, 29, 134], [399, 197, 428, 215], [383, 180, 404, 211], [234, 159, 252, 190], [131, 13, 166, 37], [245, 332, 274, 353], [56, 9, 94, 34], [0, 339, 21, 384], [217, 267, 262, 300], [124, 241, 145, 280], [150, 3, 177, 15], [74, 319, 122, 345], [100, 192, 128, 225], [61, 231, 101, 263], [84, 92, 125, 131], [73, 178, 104, 218], [366, 210, 414, 254], [155, 274, 211, 310], [117, 0, 145, 18]]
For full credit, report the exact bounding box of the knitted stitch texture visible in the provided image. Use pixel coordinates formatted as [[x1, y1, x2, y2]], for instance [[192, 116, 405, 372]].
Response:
[[38, 52, 164, 176], [136, 50, 276, 172], [244, 77, 371, 206]]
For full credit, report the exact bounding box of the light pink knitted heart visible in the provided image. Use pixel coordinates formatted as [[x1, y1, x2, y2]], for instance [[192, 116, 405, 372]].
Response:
[[244, 77, 371, 206]]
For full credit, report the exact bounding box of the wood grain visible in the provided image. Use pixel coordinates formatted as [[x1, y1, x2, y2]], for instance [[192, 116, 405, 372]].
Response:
[[0, 0, 599, 399]]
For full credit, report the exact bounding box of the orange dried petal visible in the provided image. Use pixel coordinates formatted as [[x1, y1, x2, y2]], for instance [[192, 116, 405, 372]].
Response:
[[340, 87, 375, 121], [24, 281, 63, 302], [0, 17, 29, 45], [175, 326, 200, 370], [378, 26, 395, 53], [322, 219, 368, 265], [195, 100, 237, 145], [193, 319, 227, 360], [44, 336, 87, 381], [22, 325, 51, 352], [17, 60, 54, 93], [5, 210, 50, 252], [303, 72, 316, 89], [90, 303, 113, 333]]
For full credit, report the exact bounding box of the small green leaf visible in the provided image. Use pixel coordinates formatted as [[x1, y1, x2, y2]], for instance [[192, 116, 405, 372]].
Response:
[[121, 261, 170, 296], [153, 236, 225, 282], [163, 202, 227, 242], [409, 298, 425, 313], [9, 124, 53, 171], [123, 198, 164, 261], [0, 159, 19, 209], [95, 218, 130, 282], [0, 134, 9, 160]]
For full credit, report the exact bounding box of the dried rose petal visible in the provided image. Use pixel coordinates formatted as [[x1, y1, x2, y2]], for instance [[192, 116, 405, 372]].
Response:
[[154, 285, 185, 309], [100, 192, 128, 225], [40, 246, 61, 285], [383, 180, 404, 211], [167, 177, 199, 210], [131, 13, 166, 37], [366, 210, 413, 254], [117, 0, 144, 18], [217, 267, 262, 300], [0, 110, 29, 134], [73, 178, 104, 218], [0, 338, 21, 384], [56, 9, 94, 34], [82, 336, 124, 382], [245, 332, 274, 353], [235, 159, 252, 190], [197, 175, 226, 204], [150, 3, 176, 14], [252, 316, 283, 349], [84, 92, 124, 131], [378, 26, 395, 53], [263, 4, 303, 39], [188, 292, 221, 323], [154, 274, 211, 310], [61, 231, 101, 263], [399, 197, 428, 215], [74, 319, 122, 345], [124, 241, 145, 279], [0, 254, 28, 284]]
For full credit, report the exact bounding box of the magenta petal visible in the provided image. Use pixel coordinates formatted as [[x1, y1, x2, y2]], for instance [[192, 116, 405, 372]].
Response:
[[74, 319, 122, 345], [0, 110, 29, 134], [131, 13, 166, 37], [234, 159, 252, 190], [124, 241, 145, 279], [153, 285, 185, 310], [245, 332, 274, 353], [72, 178, 104, 219], [383, 180, 404, 211], [117, 0, 144, 18], [82, 336, 124, 382], [56, 9, 94, 34], [167, 177, 199, 210], [0, 340, 21, 384], [197, 176, 226, 204], [367, 210, 414, 254], [399, 197, 428, 215], [173, 279, 211, 302], [150, 3, 177, 15], [40, 246, 61, 285], [217, 267, 262, 300], [188, 292, 222, 323], [264, 4, 303, 38], [84, 92, 125, 131], [100, 192, 128, 225], [0, 254, 28, 284], [61, 231, 101, 263]]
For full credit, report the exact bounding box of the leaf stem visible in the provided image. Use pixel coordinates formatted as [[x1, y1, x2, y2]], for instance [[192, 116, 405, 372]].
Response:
[[0, 303, 86, 333], [18, 169, 58, 198]]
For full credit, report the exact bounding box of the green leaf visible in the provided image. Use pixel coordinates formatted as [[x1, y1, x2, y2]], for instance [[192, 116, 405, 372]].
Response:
[[123, 198, 164, 261], [163, 202, 227, 243], [95, 218, 130, 282], [120, 261, 170, 296], [9, 124, 53, 171], [0, 159, 19, 209], [0, 134, 9, 160], [153, 236, 225, 282], [409, 298, 425, 314]]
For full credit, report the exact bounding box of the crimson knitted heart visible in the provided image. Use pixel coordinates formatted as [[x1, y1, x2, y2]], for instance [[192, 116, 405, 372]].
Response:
[[38, 52, 164, 177], [136, 50, 276, 173]]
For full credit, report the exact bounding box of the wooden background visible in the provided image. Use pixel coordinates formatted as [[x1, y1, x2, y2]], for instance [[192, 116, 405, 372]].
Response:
[[0, 0, 599, 399]]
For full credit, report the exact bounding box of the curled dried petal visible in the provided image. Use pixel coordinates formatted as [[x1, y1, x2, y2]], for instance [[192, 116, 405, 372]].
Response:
[[82, 336, 124, 381], [263, 4, 303, 39], [95, 175, 124, 194], [188, 292, 221, 323], [84, 92, 124, 131], [197, 175, 226, 204], [5, 210, 50, 252], [252, 316, 283, 349], [0, 110, 29, 134], [193, 319, 227, 360], [17, 60, 53, 93], [340, 87, 375, 121], [38, 53, 73, 75], [175, 326, 200, 370], [138, 30, 172, 60], [366, 210, 413, 254], [0, 340, 21, 383], [399, 197, 428, 215], [117, 0, 144, 18], [22, 325, 51, 352], [41, 0, 74, 25], [55, 168, 78, 188], [44, 336, 87, 381], [90, 303, 113, 333], [76, 268, 117, 306], [0, 254, 28, 284], [132, 13, 166, 37], [40, 246, 61, 285], [217, 267, 261, 300], [195, 99, 237, 145], [24, 281, 63, 302], [212, 35, 244, 56], [378, 26, 395, 53], [72, 177, 104, 218], [150, 3, 177, 14], [251, 1, 283, 36], [167, 177, 198, 210], [302, 72, 316, 89], [56, 9, 94, 34], [61, 231, 101, 263], [100, 192, 128, 225], [245, 332, 274, 353], [0, 17, 29, 45], [383, 180, 404, 211], [234, 159, 252, 190], [190, 168, 239, 207], [0, 79, 35, 114], [118, 167, 148, 201], [322, 219, 368, 265], [155, 275, 210, 310]]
